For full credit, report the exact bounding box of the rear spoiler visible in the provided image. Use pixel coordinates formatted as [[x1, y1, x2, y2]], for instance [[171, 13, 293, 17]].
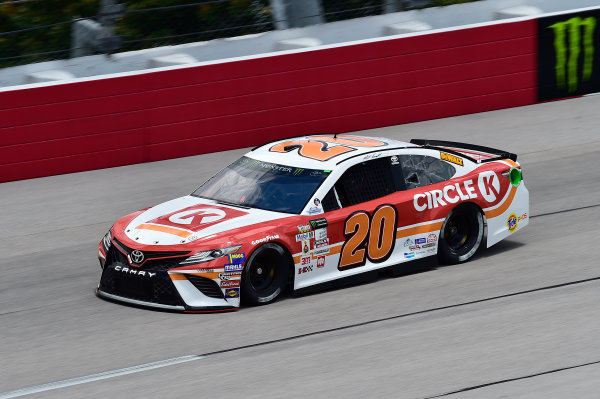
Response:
[[410, 139, 517, 163]]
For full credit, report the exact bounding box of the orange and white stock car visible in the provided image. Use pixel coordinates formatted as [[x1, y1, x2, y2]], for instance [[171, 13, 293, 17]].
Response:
[[97, 135, 528, 312]]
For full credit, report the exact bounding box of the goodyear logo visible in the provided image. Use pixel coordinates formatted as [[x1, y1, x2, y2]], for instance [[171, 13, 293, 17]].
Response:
[[440, 152, 463, 166], [228, 253, 246, 264]]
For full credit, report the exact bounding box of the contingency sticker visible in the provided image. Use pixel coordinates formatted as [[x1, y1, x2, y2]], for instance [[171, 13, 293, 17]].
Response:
[[440, 152, 464, 166]]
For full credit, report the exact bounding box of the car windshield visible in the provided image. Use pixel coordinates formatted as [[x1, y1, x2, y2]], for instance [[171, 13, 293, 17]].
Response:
[[191, 156, 330, 214]]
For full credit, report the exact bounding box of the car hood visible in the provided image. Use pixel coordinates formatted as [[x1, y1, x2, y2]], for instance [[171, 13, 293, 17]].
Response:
[[123, 195, 290, 246]]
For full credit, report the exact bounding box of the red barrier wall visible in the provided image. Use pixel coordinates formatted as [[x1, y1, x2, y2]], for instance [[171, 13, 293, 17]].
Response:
[[0, 19, 537, 183]]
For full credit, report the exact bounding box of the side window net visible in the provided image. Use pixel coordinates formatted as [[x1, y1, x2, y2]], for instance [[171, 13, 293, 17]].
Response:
[[400, 155, 456, 189], [335, 158, 395, 207]]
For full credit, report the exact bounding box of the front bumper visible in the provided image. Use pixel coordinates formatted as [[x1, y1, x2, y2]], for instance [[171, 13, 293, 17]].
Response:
[[97, 243, 241, 312]]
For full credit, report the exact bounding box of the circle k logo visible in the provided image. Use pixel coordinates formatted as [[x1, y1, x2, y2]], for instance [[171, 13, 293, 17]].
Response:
[[477, 171, 500, 202], [168, 208, 226, 225]]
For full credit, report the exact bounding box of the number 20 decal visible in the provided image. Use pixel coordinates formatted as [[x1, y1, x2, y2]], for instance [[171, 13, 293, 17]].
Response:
[[270, 135, 386, 161], [338, 204, 398, 270]]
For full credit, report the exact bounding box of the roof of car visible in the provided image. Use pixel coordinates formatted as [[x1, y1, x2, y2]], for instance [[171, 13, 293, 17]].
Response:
[[248, 134, 417, 170]]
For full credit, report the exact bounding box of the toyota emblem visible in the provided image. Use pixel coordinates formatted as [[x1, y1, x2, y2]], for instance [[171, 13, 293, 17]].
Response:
[[130, 250, 145, 264]]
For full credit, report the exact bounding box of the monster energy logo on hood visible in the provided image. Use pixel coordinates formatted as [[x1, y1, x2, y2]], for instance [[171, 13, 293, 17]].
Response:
[[538, 9, 600, 101]]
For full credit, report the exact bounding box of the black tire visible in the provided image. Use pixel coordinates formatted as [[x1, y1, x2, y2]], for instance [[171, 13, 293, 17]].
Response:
[[241, 243, 291, 305], [438, 204, 484, 264]]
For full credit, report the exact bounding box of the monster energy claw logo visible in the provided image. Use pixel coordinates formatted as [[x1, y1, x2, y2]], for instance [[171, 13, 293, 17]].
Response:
[[549, 16, 596, 92]]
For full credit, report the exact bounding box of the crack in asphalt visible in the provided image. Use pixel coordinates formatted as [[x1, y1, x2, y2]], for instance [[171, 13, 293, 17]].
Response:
[[422, 360, 600, 398], [530, 203, 600, 219], [201, 277, 600, 358]]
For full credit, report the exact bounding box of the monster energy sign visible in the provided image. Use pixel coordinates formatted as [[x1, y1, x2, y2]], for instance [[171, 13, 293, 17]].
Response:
[[538, 9, 600, 101]]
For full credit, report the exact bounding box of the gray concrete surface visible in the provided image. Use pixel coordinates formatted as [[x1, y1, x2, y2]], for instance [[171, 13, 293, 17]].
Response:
[[1, 95, 599, 398]]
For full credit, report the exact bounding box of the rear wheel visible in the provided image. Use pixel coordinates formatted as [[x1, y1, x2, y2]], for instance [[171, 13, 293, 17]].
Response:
[[241, 243, 290, 305], [438, 204, 484, 264]]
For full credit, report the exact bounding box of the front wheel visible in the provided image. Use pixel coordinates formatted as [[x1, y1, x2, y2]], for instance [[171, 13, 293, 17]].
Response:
[[438, 204, 484, 264], [241, 243, 290, 305]]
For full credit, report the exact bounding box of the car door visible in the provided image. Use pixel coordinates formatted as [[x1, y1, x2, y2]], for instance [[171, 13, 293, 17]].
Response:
[[294, 151, 459, 289], [294, 155, 406, 289]]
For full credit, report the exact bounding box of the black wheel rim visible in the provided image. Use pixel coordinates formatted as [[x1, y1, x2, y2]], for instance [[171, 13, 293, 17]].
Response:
[[248, 258, 276, 292], [445, 213, 474, 252]]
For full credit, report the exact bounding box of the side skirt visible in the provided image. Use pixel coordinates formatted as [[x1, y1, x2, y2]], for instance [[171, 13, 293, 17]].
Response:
[[294, 255, 437, 297]]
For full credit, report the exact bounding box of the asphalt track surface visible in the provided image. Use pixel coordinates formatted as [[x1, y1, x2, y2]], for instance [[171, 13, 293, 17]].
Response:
[[1, 95, 600, 398]]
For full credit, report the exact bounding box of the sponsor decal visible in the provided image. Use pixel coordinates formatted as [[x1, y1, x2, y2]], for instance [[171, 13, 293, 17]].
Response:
[[426, 248, 437, 254], [507, 213, 518, 232], [314, 238, 330, 255], [295, 231, 315, 242], [129, 250, 144, 264], [309, 217, 328, 230], [518, 213, 528, 222], [391, 155, 399, 165], [314, 238, 329, 247], [427, 234, 438, 243], [224, 263, 244, 272], [409, 245, 421, 251], [317, 256, 326, 268], [478, 171, 501, 202], [219, 272, 240, 280], [416, 250, 427, 256], [298, 265, 314, 274], [404, 252, 415, 259], [302, 240, 310, 254], [313, 198, 321, 207], [220, 280, 240, 288], [308, 207, 322, 215], [297, 224, 311, 233], [413, 171, 502, 211], [114, 265, 155, 277], [422, 243, 436, 248], [538, 10, 600, 101], [145, 205, 248, 234], [224, 288, 239, 298], [251, 234, 280, 245], [415, 238, 426, 245], [169, 208, 225, 225], [189, 269, 221, 273], [301, 256, 311, 266], [315, 228, 327, 240], [228, 253, 246, 264], [440, 152, 464, 166], [404, 238, 414, 247], [314, 248, 329, 255]]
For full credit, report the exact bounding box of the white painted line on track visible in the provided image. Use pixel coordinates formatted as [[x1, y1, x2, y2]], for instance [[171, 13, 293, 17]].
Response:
[[0, 355, 203, 399]]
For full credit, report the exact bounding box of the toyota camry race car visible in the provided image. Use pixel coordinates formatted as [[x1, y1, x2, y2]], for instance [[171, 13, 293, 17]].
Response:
[[97, 134, 528, 312]]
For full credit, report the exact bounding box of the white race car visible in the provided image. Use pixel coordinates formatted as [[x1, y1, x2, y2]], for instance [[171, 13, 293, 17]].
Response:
[[97, 135, 528, 312]]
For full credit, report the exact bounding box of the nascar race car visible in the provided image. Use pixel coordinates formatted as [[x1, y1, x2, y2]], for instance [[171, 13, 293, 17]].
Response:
[[97, 135, 528, 312]]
